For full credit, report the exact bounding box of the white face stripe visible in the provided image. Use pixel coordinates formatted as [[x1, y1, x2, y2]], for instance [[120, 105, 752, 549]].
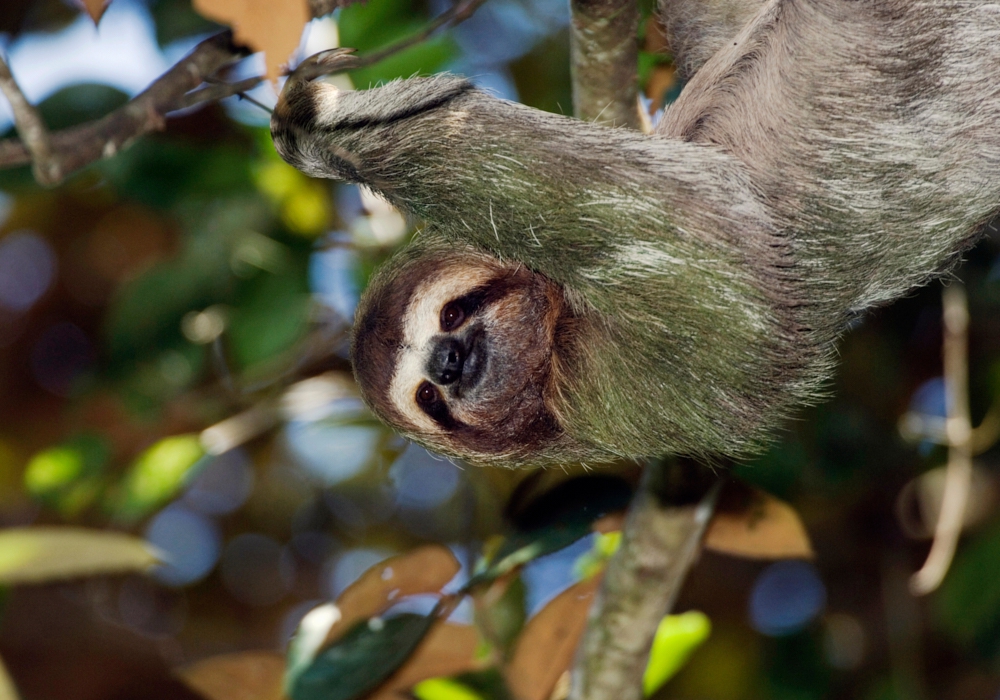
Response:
[[388, 265, 497, 432]]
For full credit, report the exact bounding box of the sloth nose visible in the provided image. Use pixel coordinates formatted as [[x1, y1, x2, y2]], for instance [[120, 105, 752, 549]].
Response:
[[429, 337, 465, 385]]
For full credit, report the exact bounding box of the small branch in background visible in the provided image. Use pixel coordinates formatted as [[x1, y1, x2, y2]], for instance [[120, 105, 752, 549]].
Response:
[[569, 0, 641, 129], [0, 33, 252, 185], [910, 283, 973, 595], [570, 460, 722, 700], [0, 54, 59, 185]]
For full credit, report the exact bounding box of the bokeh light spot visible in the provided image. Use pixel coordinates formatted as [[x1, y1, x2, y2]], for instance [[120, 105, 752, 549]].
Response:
[[182, 448, 255, 516], [749, 560, 826, 637], [0, 230, 55, 312], [285, 421, 380, 486], [390, 444, 461, 510], [145, 505, 221, 587]]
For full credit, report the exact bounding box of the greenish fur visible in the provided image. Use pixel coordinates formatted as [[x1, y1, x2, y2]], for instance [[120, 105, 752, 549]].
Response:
[[272, 0, 1000, 466]]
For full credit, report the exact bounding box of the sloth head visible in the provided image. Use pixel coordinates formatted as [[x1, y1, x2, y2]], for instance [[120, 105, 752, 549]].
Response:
[[351, 244, 570, 465]]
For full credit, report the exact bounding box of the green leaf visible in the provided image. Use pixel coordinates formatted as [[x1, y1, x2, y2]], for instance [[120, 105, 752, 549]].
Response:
[[573, 531, 622, 580], [414, 678, 485, 700], [642, 611, 711, 697], [469, 520, 593, 587], [288, 613, 436, 700], [24, 434, 109, 516], [285, 603, 343, 692], [337, 0, 455, 86], [227, 270, 312, 370], [110, 434, 206, 523], [0, 527, 160, 584], [38, 84, 128, 131]]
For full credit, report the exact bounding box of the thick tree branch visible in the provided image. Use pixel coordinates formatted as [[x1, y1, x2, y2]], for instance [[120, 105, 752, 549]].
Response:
[[0, 54, 59, 185], [570, 0, 641, 129], [570, 461, 722, 700], [0, 32, 252, 185]]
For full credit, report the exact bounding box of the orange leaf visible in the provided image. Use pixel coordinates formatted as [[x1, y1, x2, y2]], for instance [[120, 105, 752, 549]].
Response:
[[77, 0, 110, 23], [192, 0, 309, 81], [325, 545, 462, 646], [592, 512, 625, 534], [177, 651, 286, 700], [704, 482, 814, 560], [505, 576, 601, 700]]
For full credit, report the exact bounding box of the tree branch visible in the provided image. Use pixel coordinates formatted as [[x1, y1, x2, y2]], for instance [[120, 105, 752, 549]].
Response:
[[910, 283, 973, 595], [570, 0, 641, 129], [0, 32, 252, 185], [570, 461, 722, 700], [0, 54, 59, 185]]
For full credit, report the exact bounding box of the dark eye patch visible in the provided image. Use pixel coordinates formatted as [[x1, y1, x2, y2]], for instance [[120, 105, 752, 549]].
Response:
[[415, 381, 459, 429], [439, 289, 488, 332]]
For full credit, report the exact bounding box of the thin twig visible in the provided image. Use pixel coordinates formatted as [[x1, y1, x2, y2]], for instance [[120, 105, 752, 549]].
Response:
[[910, 283, 973, 595], [570, 461, 722, 700], [0, 54, 59, 185]]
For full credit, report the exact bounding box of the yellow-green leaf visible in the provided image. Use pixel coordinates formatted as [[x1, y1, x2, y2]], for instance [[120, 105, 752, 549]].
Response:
[[642, 611, 711, 697], [112, 434, 205, 522], [0, 653, 21, 700], [413, 678, 484, 700], [24, 435, 109, 517], [0, 527, 160, 585]]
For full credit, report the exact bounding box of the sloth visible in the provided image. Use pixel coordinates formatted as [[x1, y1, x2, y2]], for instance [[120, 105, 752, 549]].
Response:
[[271, 0, 1000, 468]]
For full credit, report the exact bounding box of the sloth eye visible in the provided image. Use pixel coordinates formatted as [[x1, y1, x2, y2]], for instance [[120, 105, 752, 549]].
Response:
[[416, 381, 439, 406], [440, 302, 466, 331]]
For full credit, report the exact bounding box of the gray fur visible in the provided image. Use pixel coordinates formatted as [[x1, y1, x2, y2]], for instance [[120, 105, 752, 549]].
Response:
[[272, 0, 1000, 467]]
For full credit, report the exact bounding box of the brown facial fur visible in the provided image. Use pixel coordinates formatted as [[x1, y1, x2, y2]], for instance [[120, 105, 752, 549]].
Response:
[[351, 245, 569, 463]]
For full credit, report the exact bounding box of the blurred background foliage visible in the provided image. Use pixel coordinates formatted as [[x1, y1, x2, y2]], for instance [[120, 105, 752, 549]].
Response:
[[0, 0, 999, 698]]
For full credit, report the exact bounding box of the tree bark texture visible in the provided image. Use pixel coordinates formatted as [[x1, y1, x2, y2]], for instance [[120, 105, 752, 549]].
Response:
[[570, 0, 641, 129], [570, 461, 722, 700]]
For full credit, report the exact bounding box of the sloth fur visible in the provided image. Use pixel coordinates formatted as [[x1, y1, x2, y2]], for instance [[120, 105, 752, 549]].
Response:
[[271, 0, 1000, 467]]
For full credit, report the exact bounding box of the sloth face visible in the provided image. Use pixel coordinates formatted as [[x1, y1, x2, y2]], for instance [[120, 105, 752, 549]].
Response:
[[352, 255, 566, 462]]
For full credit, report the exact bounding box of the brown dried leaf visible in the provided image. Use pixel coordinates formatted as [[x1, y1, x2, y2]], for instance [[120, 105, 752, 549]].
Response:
[[592, 512, 625, 534], [644, 65, 677, 114], [177, 651, 286, 700], [505, 576, 601, 700], [704, 482, 814, 560], [192, 0, 309, 80], [324, 545, 461, 646], [368, 622, 484, 700], [77, 0, 110, 23]]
